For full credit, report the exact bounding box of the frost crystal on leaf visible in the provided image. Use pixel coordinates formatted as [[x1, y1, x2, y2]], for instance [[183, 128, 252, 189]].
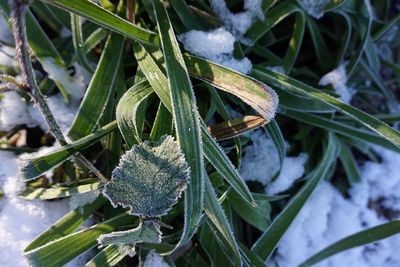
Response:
[[103, 135, 189, 218], [97, 220, 162, 246]]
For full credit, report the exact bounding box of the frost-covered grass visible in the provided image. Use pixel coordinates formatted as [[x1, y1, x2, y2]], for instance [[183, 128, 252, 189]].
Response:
[[1, 0, 400, 266]]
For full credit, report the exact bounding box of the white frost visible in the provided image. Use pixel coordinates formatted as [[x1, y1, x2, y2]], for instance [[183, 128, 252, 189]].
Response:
[[319, 63, 354, 104], [179, 28, 252, 74], [143, 250, 169, 267], [240, 130, 308, 195]]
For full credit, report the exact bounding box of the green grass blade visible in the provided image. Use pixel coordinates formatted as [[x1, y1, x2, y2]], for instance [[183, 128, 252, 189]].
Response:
[[339, 142, 361, 184], [184, 54, 278, 122], [252, 67, 400, 148], [153, 0, 204, 251], [346, 0, 372, 77], [238, 242, 267, 267], [150, 102, 173, 141], [251, 134, 338, 260], [68, 33, 124, 140], [306, 16, 332, 71], [39, 0, 159, 45], [264, 119, 286, 166], [20, 182, 101, 200], [84, 28, 109, 53], [204, 176, 242, 267], [245, 1, 302, 43], [24, 213, 134, 266], [71, 14, 93, 73], [300, 220, 400, 267], [273, 85, 334, 113], [282, 12, 305, 73], [86, 245, 128, 267], [132, 43, 256, 207], [284, 110, 400, 152], [116, 81, 154, 147], [229, 191, 271, 231], [20, 121, 117, 181], [25, 198, 105, 252]]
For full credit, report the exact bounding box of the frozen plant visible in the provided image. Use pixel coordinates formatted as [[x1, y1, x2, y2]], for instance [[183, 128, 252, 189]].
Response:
[[98, 135, 189, 245]]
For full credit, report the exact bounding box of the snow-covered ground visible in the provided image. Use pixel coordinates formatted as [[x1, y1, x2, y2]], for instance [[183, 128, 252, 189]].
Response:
[[240, 131, 400, 267]]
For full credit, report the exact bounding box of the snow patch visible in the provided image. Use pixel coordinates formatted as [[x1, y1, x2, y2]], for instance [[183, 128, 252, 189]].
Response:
[[266, 153, 308, 195], [69, 190, 99, 211], [28, 93, 79, 134], [143, 250, 169, 267], [272, 146, 400, 267], [0, 151, 69, 267], [179, 28, 252, 74], [240, 130, 308, 194], [319, 63, 354, 104], [0, 91, 34, 131], [41, 58, 91, 102], [210, 0, 264, 39], [300, 0, 330, 19]]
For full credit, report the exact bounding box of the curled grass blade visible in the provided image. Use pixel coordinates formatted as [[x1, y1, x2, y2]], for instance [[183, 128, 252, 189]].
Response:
[[116, 81, 154, 147]]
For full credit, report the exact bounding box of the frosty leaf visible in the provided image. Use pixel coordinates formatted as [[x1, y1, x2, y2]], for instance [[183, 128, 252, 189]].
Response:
[[97, 220, 161, 246], [103, 135, 189, 217]]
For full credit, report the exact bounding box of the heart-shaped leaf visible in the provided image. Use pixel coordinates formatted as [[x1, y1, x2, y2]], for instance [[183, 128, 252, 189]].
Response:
[[102, 135, 189, 218]]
